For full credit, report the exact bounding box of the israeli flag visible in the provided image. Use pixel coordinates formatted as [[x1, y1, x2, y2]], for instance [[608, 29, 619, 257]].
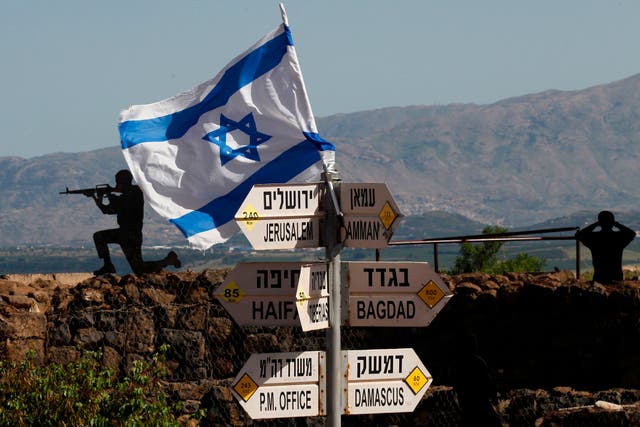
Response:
[[119, 6, 335, 249]]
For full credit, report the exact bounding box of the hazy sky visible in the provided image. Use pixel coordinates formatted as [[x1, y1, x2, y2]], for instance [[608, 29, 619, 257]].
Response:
[[2, 0, 640, 158]]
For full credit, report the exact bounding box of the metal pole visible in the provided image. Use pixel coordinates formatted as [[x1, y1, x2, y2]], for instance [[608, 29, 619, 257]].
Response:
[[323, 170, 342, 427], [433, 243, 439, 273], [327, 251, 341, 426], [576, 238, 581, 279]]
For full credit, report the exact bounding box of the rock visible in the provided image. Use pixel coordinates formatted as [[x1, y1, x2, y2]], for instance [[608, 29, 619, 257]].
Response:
[[208, 317, 234, 343], [0, 310, 46, 339], [243, 333, 279, 354], [74, 328, 104, 347], [80, 286, 106, 305], [47, 345, 80, 365], [124, 309, 155, 353], [1, 338, 45, 362], [484, 279, 500, 290], [141, 287, 175, 306], [456, 281, 482, 295], [123, 280, 141, 304], [595, 400, 624, 411], [3, 294, 40, 311], [49, 320, 71, 345], [102, 345, 122, 371], [159, 329, 207, 377], [177, 304, 207, 331], [546, 269, 576, 283]]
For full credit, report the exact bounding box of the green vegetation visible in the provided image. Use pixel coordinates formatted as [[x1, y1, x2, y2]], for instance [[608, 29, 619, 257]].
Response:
[[449, 226, 546, 274], [0, 346, 196, 426], [4, 212, 640, 275]]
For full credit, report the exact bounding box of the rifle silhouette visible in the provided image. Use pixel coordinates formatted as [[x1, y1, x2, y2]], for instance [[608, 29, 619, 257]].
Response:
[[59, 184, 114, 198]]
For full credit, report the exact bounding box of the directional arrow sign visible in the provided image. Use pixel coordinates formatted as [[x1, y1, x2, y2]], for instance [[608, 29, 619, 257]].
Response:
[[343, 348, 432, 415], [343, 261, 452, 327], [215, 262, 322, 327], [231, 351, 326, 419], [296, 263, 330, 331], [235, 183, 325, 250], [340, 183, 403, 248]]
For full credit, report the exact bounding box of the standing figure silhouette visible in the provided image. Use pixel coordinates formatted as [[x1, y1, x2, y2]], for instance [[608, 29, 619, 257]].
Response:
[[575, 210, 635, 284]]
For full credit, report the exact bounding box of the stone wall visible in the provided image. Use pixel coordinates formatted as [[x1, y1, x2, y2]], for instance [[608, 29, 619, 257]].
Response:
[[1, 269, 640, 426]]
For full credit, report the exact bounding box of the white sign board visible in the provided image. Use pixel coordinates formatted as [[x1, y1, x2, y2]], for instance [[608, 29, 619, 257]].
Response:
[[232, 348, 432, 418], [235, 183, 325, 250], [339, 183, 403, 248], [231, 351, 325, 419], [215, 262, 318, 326], [344, 261, 452, 327], [340, 183, 399, 216], [238, 217, 322, 250], [343, 348, 432, 415], [238, 183, 323, 217], [296, 263, 330, 331]]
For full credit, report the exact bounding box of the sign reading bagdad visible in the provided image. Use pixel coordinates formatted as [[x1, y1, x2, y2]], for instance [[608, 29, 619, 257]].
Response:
[[344, 261, 452, 327]]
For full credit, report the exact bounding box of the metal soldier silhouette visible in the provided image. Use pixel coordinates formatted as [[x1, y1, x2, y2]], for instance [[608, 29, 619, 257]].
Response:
[[92, 169, 181, 276], [575, 211, 635, 284]]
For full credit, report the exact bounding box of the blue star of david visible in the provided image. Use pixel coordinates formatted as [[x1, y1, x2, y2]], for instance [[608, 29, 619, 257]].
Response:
[[203, 113, 271, 166]]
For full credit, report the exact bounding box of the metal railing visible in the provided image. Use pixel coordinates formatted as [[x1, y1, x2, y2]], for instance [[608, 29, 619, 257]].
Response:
[[382, 226, 582, 275]]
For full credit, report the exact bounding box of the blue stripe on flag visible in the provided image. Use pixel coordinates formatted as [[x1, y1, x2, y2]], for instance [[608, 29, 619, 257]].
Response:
[[303, 131, 335, 151], [170, 139, 321, 238], [119, 28, 293, 149]]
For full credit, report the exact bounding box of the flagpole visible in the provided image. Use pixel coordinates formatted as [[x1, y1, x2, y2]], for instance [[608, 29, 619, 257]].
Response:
[[279, 3, 288, 25], [323, 166, 343, 427], [278, 7, 342, 422]]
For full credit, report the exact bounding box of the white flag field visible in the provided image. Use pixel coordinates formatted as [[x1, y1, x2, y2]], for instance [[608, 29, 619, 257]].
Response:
[[118, 7, 335, 249]]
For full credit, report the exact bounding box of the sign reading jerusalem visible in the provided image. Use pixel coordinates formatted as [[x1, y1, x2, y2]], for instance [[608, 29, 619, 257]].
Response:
[[235, 183, 325, 250], [340, 183, 403, 248]]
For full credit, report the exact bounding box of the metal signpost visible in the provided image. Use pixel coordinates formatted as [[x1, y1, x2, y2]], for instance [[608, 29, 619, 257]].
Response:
[[339, 183, 403, 248], [342, 348, 432, 415], [343, 261, 452, 327], [323, 171, 343, 427], [235, 183, 325, 250], [231, 351, 326, 419], [225, 181, 447, 427]]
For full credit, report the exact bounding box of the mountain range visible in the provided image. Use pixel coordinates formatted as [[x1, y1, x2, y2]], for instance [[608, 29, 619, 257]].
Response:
[[1, 73, 640, 247]]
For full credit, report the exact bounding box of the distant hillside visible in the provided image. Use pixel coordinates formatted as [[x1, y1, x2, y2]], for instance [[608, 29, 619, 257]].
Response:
[[1, 73, 640, 247], [318, 73, 640, 224]]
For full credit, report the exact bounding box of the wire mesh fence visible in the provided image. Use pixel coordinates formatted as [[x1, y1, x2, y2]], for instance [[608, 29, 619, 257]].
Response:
[[38, 270, 470, 426], [6, 267, 638, 426]]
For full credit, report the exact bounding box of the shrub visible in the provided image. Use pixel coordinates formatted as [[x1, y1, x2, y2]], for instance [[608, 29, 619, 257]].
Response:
[[0, 346, 184, 426], [450, 226, 546, 274]]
